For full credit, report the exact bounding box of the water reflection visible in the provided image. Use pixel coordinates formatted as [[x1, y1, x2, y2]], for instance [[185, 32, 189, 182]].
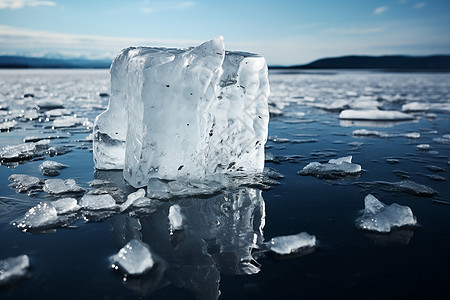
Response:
[[104, 172, 266, 299]]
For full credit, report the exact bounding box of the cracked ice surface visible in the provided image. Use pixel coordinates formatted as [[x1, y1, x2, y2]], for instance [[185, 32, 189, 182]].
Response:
[[356, 194, 417, 233], [0, 255, 30, 286], [93, 36, 270, 187]]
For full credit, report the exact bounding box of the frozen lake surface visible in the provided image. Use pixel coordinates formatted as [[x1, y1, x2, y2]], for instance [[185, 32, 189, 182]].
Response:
[[0, 69, 449, 299]]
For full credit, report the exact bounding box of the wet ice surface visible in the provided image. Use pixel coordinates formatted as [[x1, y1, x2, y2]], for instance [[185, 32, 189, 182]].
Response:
[[0, 255, 30, 286], [356, 194, 417, 232], [266, 232, 316, 255], [0, 69, 449, 299], [110, 239, 155, 275]]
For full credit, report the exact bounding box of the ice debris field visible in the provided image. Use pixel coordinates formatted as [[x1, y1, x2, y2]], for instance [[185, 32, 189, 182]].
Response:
[[1, 38, 450, 298]]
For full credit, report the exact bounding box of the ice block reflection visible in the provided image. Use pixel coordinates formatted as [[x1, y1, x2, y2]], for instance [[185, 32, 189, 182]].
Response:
[[109, 187, 266, 299]]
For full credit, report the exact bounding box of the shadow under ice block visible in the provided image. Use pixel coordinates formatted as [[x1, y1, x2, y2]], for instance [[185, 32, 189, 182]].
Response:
[[93, 36, 270, 187]]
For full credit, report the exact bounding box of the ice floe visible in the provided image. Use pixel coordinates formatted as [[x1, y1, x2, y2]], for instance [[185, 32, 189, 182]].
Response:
[[352, 129, 420, 139], [356, 194, 417, 233], [9, 174, 41, 193], [0, 255, 30, 286], [13, 201, 58, 230], [298, 155, 361, 179], [43, 179, 84, 195], [51, 198, 80, 214], [168, 204, 183, 232], [266, 232, 316, 255], [110, 239, 155, 275], [339, 109, 413, 121], [79, 194, 117, 210], [39, 160, 67, 176]]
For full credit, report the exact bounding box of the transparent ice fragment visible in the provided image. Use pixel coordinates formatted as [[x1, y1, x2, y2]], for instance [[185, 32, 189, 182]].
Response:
[[1, 143, 36, 162], [43, 179, 85, 195], [13, 201, 58, 230], [356, 194, 417, 233], [94, 37, 270, 187], [392, 180, 437, 196], [51, 197, 80, 214], [9, 174, 41, 192], [40, 160, 67, 176], [35, 98, 64, 110], [168, 204, 183, 232], [79, 194, 117, 210], [120, 189, 146, 212], [110, 239, 154, 275], [0, 255, 30, 286], [299, 155, 361, 178], [266, 232, 316, 255]]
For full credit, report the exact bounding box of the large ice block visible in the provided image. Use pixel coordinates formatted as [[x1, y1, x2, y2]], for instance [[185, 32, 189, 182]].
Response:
[[93, 36, 270, 187]]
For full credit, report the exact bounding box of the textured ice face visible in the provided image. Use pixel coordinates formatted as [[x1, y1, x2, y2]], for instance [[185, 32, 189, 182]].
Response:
[[110, 239, 154, 275], [13, 202, 58, 230], [93, 36, 270, 187], [266, 232, 316, 255], [356, 194, 417, 233], [299, 155, 362, 179]]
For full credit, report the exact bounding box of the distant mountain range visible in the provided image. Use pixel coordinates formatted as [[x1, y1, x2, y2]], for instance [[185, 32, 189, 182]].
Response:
[[1, 54, 450, 70], [0, 55, 111, 69], [271, 55, 450, 70]]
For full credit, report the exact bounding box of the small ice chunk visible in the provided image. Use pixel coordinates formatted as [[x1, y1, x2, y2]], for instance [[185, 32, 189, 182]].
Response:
[[392, 180, 437, 196], [23, 109, 39, 120], [120, 189, 146, 212], [39, 160, 67, 176], [0, 120, 17, 131], [416, 144, 431, 150], [266, 232, 316, 255], [0, 255, 30, 286], [404, 132, 420, 139], [386, 158, 399, 164], [1, 143, 36, 162], [299, 155, 361, 178], [168, 204, 183, 232], [110, 239, 154, 275], [356, 194, 417, 233], [428, 174, 445, 181], [79, 194, 117, 210], [43, 179, 84, 195], [36, 98, 64, 110], [9, 174, 41, 192], [425, 165, 444, 172], [433, 135, 450, 145], [52, 116, 83, 128], [263, 167, 284, 179], [51, 198, 80, 214], [339, 109, 413, 121], [44, 109, 72, 117], [402, 102, 429, 112], [13, 202, 58, 230]]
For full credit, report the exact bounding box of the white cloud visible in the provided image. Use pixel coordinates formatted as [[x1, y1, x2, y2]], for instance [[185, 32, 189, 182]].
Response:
[[0, 25, 200, 59], [322, 27, 386, 35], [0, 0, 56, 9], [373, 6, 388, 15], [413, 2, 426, 9], [139, 0, 194, 14]]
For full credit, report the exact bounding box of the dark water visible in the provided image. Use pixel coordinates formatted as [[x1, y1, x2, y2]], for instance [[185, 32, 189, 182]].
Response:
[[0, 69, 449, 299]]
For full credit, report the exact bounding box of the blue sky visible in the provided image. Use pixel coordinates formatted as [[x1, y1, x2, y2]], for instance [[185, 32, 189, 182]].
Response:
[[0, 0, 449, 65]]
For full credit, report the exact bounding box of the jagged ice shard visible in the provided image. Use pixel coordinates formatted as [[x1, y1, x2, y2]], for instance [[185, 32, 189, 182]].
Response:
[[93, 36, 270, 187]]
